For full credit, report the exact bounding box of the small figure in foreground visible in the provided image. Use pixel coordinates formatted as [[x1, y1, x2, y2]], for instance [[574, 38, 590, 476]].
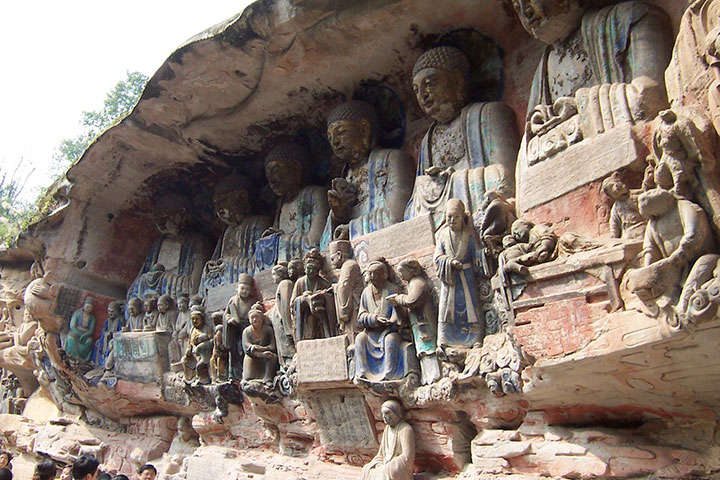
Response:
[[362, 399, 415, 480]]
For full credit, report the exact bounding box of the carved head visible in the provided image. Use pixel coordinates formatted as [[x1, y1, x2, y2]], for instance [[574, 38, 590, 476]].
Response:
[[177, 416, 197, 442], [143, 296, 157, 314], [445, 198, 469, 233], [288, 258, 304, 282], [397, 258, 422, 282], [249, 302, 265, 329], [304, 249, 324, 279], [413, 47, 469, 124], [190, 307, 205, 329], [511, 219, 534, 243], [158, 294, 173, 314], [237, 274, 254, 300], [602, 172, 629, 201], [107, 301, 122, 319], [127, 297, 142, 317], [213, 174, 255, 226], [155, 193, 192, 236], [380, 399, 403, 427], [177, 294, 189, 312], [329, 239, 352, 269], [638, 188, 676, 218], [511, 0, 588, 45], [81, 297, 94, 314], [327, 101, 379, 167], [271, 261, 289, 284], [367, 258, 389, 288], [265, 143, 309, 198]]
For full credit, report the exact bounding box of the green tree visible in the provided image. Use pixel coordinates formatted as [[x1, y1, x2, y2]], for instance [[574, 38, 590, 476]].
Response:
[[0, 160, 35, 248], [53, 70, 149, 172]]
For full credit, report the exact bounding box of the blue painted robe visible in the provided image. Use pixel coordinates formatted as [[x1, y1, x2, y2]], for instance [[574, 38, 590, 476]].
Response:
[[434, 225, 485, 348], [65, 310, 96, 362], [91, 315, 122, 367], [354, 281, 418, 382]]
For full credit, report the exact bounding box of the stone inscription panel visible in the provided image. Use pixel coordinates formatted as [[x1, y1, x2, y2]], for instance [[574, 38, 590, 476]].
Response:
[[114, 331, 171, 383], [310, 391, 377, 449], [297, 335, 349, 385], [54, 285, 82, 321]]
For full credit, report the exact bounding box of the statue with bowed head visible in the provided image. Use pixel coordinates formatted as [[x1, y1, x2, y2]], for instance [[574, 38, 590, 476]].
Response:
[[241, 302, 278, 385], [324, 100, 414, 241], [66, 297, 96, 362], [255, 143, 329, 270], [362, 399, 415, 480], [405, 46, 519, 231], [292, 248, 337, 341], [200, 174, 272, 296]]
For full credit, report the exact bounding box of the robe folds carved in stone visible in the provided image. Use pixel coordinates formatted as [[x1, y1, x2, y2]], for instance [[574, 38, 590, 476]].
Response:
[[355, 282, 418, 382], [65, 311, 95, 362], [434, 226, 485, 349], [361, 420, 415, 480]]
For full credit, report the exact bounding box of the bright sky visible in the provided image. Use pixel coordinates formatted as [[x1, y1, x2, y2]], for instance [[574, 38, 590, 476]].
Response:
[[1, 1, 252, 202]]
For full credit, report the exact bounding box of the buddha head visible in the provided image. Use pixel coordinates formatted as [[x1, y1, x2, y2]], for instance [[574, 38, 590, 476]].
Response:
[[445, 198, 469, 233], [511, 0, 588, 45], [237, 274, 254, 300], [265, 143, 309, 198], [327, 100, 379, 167], [413, 46, 470, 124], [155, 192, 192, 236], [213, 174, 255, 226], [304, 249, 324, 279], [271, 261, 289, 285]]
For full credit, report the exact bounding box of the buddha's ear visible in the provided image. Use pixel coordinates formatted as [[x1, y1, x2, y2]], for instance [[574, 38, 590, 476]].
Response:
[[452, 68, 467, 102], [360, 118, 372, 147]]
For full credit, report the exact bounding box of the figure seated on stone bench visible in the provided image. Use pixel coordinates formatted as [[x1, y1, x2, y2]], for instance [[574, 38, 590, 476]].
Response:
[[362, 399, 415, 480], [292, 249, 337, 341], [65, 297, 96, 363], [241, 302, 278, 386]]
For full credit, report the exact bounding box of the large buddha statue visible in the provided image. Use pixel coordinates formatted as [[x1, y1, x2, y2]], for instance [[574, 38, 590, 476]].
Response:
[[404, 46, 519, 230], [255, 143, 330, 270], [200, 175, 272, 297], [323, 100, 414, 242], [127, 193, 212, 300]]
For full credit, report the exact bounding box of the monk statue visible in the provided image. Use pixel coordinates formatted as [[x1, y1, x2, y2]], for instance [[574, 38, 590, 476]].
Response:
[[156, 294, 177, 333], [127, 192, 212, 300], [182, 306, 213, 385], [330, 234, 362, 339], [126, 297, 143, 332], [200, 174, 272, 296], [142, 296, 159, 331], [255, 143, 329, 270], [405, 46, 519, 230], [241, 302, 278, 385], [355, 258, 419, 383], [292, 248, 337, 341], [434, 199, 485, 350], [65, 297, 96, 362], [223, 274, 257, 380], [92, 301, 123, 367], [323, 100, 414, 242], [269, 262, 296, 366], [169, 293, 191, 364], [361, 399, 415, 480]]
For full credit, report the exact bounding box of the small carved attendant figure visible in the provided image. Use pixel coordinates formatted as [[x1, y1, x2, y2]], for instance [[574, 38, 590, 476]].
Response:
[[156, 295, 177, 333], [92, 301, 123, 367], [355, 259, 418, 382], [169, 293, 191, 364], [241, 302, 278, 384], [387, 258, 439, 384], [500, 219, 558, 276], [182, 307, 213, 385], [142, 296, 159, 331], [602, 172, 646, 240], [126, 297, 143, 332], [210, 325, 229, 382], [65, 297, 96, 362], [224, 274, 256, 380], [434, 199, 485, 349], [292, 248, 337, 340], [330, 235, 362, 338], [652, 109, 703, 198], [288, 258, 304, 283], [269, 262, 296, 366], [362, 399, 415, 480]]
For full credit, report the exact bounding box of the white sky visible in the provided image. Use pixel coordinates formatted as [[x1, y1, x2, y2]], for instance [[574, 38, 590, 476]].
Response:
[[1, 1, 252, 202]]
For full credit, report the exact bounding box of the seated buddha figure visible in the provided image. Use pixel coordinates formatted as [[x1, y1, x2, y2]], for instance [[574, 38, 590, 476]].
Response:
[[255, 143, 329, 271], [324, 100, 414, 241], [405, 46, 519, 230], [200, 174, 272, 296], [127, 192, 213, 300]]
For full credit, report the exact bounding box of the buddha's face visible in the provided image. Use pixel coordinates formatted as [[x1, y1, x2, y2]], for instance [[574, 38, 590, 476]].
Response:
[[215, 189, 250, 226], [237, 283, 251, 300], [381, 406, 400, 427], [156, 206, 188, 236], [266, 159, 301, 197], [413, 67, 465, 124], [178, 297, 189, 312], [512, 0, 587, 45], [327, 119, 372, 167], [446, 206, 465, 233]]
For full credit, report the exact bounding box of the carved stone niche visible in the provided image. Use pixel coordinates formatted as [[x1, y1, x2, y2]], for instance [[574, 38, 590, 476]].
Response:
[[113, 331, 171, 383]]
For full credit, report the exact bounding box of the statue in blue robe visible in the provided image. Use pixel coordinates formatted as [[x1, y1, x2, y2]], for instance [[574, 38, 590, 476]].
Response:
[[91, 301, 123, 367]]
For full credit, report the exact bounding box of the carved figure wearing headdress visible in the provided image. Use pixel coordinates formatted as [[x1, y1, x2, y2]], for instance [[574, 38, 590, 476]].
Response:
[[292, 249, 337, 340], [126, 297, 143, 332], [324, 100, 414, 241], [602, 172, 646, 240], [405, 46, 519, 230], [142, 296, 159, 331], [362, 399, 415, 480], [255, 143, 329, 270], [269, 262, 296, 366], [92, 301, 123, 367], [169, 293, 191, 364], [387, 258, 439, 384], [127, 193, 212, 300], [434, 199, 485, 349], [65, 297, 96, 362], [241, 302, 278, 384], [182, 306, 213, 385], [330, 233, 362, 338], [200, 174, 272, 296], [355, 258, 418, 382], [223, 274, 256, 380]]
